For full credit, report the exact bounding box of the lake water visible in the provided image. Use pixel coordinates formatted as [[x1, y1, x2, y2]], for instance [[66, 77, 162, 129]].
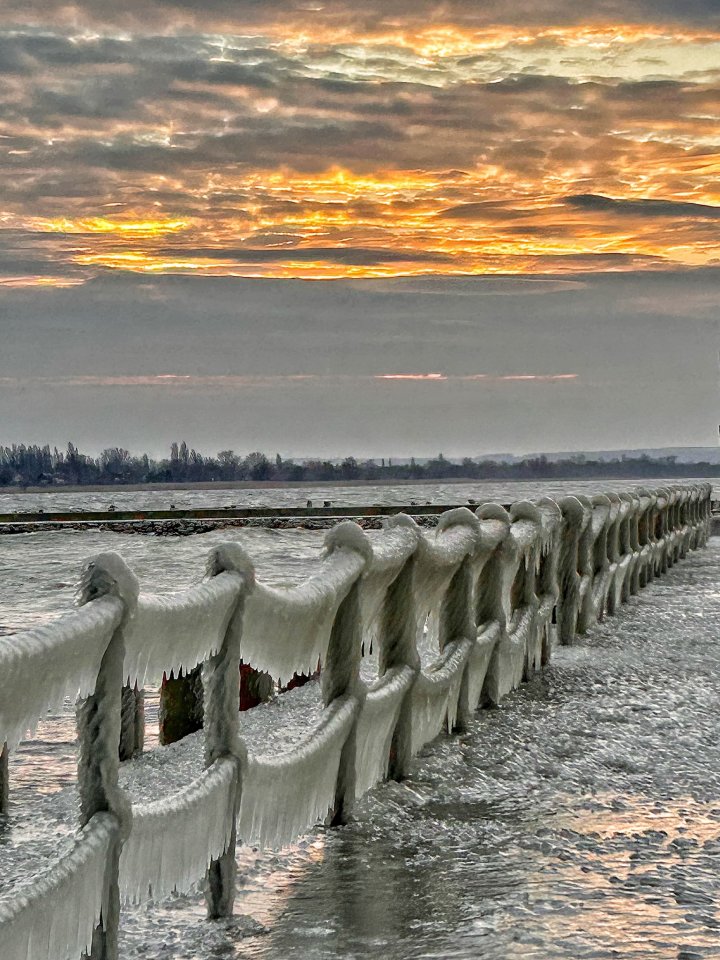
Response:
[[1, 483, 719, 959], [1, 478, 714, 633]]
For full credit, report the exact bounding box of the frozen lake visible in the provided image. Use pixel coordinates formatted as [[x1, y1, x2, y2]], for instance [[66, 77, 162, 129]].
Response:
[[1, 486, 719, 959]]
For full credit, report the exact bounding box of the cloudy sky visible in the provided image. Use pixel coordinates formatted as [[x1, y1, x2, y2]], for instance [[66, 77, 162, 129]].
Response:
[[0, 1, 718, 457]]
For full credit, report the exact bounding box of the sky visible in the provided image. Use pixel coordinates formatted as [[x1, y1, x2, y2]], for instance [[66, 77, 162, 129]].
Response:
[[0, 1, 718, 458]]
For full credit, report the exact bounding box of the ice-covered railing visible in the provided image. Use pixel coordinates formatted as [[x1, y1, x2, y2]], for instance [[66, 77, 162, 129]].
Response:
[[0, 483, 712, 960]]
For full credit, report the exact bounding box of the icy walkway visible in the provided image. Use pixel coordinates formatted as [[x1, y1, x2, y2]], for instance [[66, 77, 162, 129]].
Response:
[[114, 538, 720, 960]]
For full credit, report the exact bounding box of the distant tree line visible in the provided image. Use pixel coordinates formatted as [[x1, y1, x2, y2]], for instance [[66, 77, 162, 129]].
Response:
[[0, 443, 717, 489]]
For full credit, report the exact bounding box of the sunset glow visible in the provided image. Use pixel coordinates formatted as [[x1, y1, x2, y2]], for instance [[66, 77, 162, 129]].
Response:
[[0, 2, 718, 285]]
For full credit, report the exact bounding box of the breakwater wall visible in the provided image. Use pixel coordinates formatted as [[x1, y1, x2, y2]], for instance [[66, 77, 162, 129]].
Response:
[[0, 502, 479, 535], [0, 483, 713, 960]]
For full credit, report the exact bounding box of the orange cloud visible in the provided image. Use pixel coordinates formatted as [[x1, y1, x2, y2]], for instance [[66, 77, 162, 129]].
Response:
[[0, 13, 718, 281]]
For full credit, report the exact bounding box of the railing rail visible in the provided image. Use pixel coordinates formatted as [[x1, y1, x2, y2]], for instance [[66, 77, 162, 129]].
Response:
[[0, 482, 713, 960]]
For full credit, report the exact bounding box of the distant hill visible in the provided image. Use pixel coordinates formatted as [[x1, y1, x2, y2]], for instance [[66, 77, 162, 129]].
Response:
[[476, 446, 720, 465]]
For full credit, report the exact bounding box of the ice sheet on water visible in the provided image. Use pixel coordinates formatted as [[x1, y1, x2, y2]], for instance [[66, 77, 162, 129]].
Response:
[[239, 695, 357, 848], [120, 757, 238, 904], [0, 812, 115, 960], [0, 596, 123, 751], [123, 572, 242, 686]]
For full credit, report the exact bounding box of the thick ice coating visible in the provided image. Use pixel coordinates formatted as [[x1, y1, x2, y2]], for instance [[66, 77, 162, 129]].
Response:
[[0, 483, 712, 960]]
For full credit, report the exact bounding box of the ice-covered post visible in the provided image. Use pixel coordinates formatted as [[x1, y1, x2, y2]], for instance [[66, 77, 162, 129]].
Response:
[[381, 515, 422, 781], [203, 543, 254, 919], [0, 742, 7, 815], [76, 553, 138, 960], [509, 501, 543, 678], [535, 497, 563, 663], [436, 509, 480, 729], [590, 494, 612, 621], [570, 494, 595, 634], [620, 492, 640, 599], [474, 504, 513, 705], [557, 496, 585, 644], [604, 493, 622, 617], [635, 488, 653, 588], [677, 488, 690, 559], [437, 509, 480, 652], [118, 684, 144, 761], [158, 666, 204, 746], [700, 483, 711, 547], [321, 522, 371, 824]]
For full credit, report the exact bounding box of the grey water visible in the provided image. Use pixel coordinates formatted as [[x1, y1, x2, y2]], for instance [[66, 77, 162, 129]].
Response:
[[1, 483, 719, 958]]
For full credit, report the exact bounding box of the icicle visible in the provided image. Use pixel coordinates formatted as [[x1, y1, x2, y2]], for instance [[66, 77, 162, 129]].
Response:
[[120, 757, 238, 904], [240, 551, 366, 683], [0, 812, 116, 960], [464, 624, 500, 714], [239, 696, 357, 848], [354, 665, 414, 798], [411, 513, 480, 664], [123, 572, 243, 687], [484, 610, 532, 706], [409, 639, 471, 755], [359, 524, 419, 653], [0, 597, 123, 751]]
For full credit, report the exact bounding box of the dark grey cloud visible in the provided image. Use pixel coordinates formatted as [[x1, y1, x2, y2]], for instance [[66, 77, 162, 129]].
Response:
[[565, 194, 720, 219], [2, 0, 719, 30], [0, 270, 716, 457], [153, 246, 456, 265]]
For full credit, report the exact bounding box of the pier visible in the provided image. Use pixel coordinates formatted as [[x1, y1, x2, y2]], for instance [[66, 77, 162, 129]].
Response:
[[0, 483, 713, 959]]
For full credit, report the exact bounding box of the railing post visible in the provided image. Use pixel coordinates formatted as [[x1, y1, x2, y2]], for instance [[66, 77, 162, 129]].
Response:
[[556, 497, 583, 643], [436, 509, 481, 728], [508, 502, 543, 679], [574, 494, 596, 633], [535, 497, 562, 663], [0, 742, 7, 816], [203, 543, 254, 919], [76, 553, 138, 960], [118, 683, 144, 761], [604, 493, 622, 617], [158, 666, 204, 746], [474, 504, 513, 705], [381, 516, 422, 781], [590, 494, 612, 621], [321, 523, 371, 825]]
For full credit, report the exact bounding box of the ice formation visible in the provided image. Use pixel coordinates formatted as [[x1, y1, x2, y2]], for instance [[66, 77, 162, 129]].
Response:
[[239, 696, 357, 847], [410, 638, 472, 754], [0, 596, 123, 751], [239, 526, 369, 683], [120, 757, 238, 904], [0, 812, 116, 960], [0, 482, 712, 958], [358, 522, 419, 652], [123, 572, 243, 687], [353, 665, 414, 798], [463, 622, 501, 714]]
